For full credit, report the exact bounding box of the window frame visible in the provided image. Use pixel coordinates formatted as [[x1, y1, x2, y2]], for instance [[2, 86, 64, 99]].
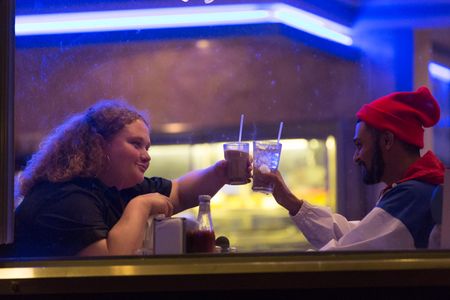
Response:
[[0, 0, 15, 245], [1, 2, 450, 297]]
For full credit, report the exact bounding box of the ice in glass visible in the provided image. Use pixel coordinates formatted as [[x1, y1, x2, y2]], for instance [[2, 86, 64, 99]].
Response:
[[252, 141, 282, 194]]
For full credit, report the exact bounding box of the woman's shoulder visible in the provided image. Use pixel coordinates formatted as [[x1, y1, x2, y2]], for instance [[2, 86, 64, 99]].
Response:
[[18, 177, 109, 214], [29, 177, 105, 197]]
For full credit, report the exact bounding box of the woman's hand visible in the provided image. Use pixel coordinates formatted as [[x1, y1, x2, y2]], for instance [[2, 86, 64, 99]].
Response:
[[132, 193, 174, 217], [82, 193, 173, 256], [217, 156, 253, 185], [127, 193, 173, 218], [212, 159, 228, 183]]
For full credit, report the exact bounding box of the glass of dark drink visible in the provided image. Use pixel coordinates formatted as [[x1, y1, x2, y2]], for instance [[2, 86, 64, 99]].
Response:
[[223, 142, 250, 185]]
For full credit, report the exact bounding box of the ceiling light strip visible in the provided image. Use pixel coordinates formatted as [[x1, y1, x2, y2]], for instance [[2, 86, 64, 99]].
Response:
[[15, 3, 353, 46]]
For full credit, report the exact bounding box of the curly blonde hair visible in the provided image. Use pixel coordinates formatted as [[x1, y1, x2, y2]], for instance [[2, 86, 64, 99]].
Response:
[[18, 100, 149, 197]]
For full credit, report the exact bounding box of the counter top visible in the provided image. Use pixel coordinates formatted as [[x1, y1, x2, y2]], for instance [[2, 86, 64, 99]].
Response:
[[1, 251, 450, 295]]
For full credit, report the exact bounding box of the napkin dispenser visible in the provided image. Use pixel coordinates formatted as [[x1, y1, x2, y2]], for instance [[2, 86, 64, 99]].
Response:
[[141, 215, 197, 255], [154, 215, 185, 254]]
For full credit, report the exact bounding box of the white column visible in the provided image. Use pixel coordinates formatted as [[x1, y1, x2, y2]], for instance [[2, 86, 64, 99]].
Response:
[[414, 30, 434, 154]]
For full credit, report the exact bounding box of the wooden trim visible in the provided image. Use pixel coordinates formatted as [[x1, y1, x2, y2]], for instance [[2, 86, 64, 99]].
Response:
[[0, 0, 15, 244], [1, 252, 450, 295]]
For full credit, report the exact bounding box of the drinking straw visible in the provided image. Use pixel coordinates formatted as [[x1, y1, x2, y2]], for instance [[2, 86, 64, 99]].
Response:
[[277, 121, 284, 144], [238, 114, 244, 142]]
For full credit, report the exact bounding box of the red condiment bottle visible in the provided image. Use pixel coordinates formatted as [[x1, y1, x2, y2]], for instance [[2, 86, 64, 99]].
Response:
[[186, 195, 216, 253]]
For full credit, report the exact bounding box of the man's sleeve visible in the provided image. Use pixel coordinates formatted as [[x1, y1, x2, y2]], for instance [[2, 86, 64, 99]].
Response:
[[290, 201, 360, 249], [121, 177, 172, 202]]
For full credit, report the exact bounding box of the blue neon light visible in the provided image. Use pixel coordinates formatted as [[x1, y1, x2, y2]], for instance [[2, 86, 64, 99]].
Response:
[[429, 62, 450, 83], [15, 3, 353, 46], [271, 4, 352, 46]]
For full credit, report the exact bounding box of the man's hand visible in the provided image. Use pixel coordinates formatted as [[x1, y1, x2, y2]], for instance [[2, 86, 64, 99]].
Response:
[[258, 170, 303, 216]]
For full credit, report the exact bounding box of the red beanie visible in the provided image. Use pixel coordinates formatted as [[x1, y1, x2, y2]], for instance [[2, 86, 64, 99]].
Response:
[[356, 86, 440, 148]]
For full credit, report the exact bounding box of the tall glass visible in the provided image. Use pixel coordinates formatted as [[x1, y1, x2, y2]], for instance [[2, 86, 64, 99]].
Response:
[[252, 141, 282, 194], [223, 142, 250, 185]]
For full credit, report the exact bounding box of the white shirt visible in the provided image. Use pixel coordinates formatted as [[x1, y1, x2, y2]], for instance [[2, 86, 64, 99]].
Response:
[[291, 201, 415, 251]]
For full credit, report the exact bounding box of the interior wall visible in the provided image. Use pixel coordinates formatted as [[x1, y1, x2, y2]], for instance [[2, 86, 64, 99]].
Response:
[[15, 31, 377, 219], [15, 25, 438, 219], [15, 34, 366, 150]]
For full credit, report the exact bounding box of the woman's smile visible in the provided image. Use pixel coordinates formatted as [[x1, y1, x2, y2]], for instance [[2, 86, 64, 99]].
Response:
[[137, 162, 149, 173]]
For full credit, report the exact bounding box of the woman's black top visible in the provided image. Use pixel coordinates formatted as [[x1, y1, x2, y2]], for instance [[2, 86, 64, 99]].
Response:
[[13, 177, 172, 258]]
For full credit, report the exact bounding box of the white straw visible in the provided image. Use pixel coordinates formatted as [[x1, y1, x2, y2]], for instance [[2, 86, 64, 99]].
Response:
[[277, 121, 284, 144], [238, 114, 244, 142]]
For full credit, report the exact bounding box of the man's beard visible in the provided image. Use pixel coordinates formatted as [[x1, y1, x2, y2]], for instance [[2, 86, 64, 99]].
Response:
[[360, 143, 384, 185]]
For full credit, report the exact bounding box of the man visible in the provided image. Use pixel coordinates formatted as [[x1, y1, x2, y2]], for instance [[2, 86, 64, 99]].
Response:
[[263, 86, 445, 250]]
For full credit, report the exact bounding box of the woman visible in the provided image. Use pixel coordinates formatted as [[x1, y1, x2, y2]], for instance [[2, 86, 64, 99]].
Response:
[[14, 100, 248, 257]]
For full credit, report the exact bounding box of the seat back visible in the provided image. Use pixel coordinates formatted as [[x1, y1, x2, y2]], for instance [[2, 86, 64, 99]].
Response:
[[428, 168, 450, 249], [442, 169, 450, 248], [430, 185, 443, 225], [429, 185, 443, 249], [428, 169, 450, 249]]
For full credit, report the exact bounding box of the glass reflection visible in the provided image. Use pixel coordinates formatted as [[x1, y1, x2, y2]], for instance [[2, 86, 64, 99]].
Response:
[[9, 0, 450, 257], [150, 138, 336, 252]]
